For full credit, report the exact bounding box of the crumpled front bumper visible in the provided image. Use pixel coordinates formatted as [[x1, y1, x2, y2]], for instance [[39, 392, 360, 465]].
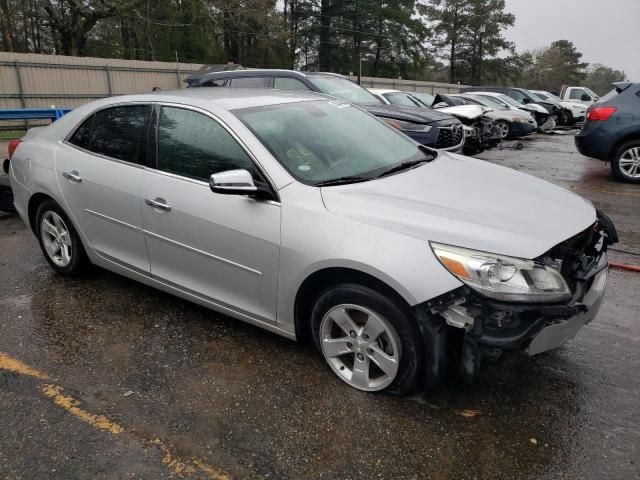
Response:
[[525, 253, 607, 355]]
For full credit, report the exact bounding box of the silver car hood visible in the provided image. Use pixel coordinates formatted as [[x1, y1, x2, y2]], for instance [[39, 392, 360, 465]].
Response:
[[321, 153, 596, 259]]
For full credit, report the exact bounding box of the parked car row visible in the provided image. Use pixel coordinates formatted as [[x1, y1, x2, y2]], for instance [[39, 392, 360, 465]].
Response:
[[186, 69, 514, 156], [6, 86, 617, 395]]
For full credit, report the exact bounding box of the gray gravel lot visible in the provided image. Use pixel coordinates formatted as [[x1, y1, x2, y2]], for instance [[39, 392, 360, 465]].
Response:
[[0, 134, 638, 479]]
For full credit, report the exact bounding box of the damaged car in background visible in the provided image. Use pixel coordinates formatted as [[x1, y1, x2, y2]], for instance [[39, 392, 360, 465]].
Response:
[[7, 89, 617, 395], [368, 88, 500, 155], [466, 91, 556, 132], [452, 93, 538, 138]]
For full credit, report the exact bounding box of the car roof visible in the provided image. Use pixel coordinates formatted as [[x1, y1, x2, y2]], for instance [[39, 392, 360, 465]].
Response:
[[185, 68, 349, 85], [93, 88, 326, 111]]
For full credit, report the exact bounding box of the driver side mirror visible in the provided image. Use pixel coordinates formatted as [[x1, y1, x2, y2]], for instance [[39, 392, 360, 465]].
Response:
[[581, 93, 591, 101], [209, 169, 258, 196], [521, 97, 531, 104]]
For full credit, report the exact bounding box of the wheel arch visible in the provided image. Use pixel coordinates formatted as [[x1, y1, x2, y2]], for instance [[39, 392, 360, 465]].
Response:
[[27, 192, 57, 234], [293, 266, 416, 344], [610, 132, 640, 159]]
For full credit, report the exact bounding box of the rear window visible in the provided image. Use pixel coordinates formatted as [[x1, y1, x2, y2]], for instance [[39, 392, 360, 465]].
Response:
[[69, 105, 151, 165], [598, 89, 619, 104]]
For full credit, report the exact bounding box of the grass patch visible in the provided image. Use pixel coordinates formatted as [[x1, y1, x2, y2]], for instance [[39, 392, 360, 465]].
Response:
[[0, 130, 25, 141]]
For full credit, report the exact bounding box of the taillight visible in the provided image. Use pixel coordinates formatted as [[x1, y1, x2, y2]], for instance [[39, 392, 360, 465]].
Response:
[[8, 139, 22, 159], [587, 107, 617, 121]]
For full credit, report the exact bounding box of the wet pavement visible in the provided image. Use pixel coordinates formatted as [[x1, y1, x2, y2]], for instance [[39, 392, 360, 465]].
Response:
[[0, 134, 639, 479]]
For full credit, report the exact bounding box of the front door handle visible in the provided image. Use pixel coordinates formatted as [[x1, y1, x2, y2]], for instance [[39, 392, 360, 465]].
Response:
[[145, 197, 172, 212], [62, 170, 82, 183]]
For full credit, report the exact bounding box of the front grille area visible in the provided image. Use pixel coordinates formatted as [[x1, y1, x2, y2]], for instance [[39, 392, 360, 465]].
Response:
[[435, 125, 464, 148], [541, 222, 606, 292]]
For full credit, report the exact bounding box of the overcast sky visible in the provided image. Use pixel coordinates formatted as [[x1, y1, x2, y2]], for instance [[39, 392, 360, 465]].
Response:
[[502, 0, 640, 81]]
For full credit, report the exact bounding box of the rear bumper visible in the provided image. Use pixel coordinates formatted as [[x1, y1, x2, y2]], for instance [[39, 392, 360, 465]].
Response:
[[575, 126, 610, 160]]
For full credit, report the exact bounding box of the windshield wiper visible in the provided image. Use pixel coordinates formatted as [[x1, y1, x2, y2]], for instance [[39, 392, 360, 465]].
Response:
[[314, 175, 370, 187], [375, 157, 432, 179]]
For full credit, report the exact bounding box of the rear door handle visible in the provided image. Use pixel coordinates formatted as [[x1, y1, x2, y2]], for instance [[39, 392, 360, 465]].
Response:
[[62, 170, 82, 183], [145, 197, 172, 212]]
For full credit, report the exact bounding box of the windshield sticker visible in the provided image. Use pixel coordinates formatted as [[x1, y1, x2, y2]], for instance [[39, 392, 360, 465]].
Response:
[[328, 100, 351, 109]]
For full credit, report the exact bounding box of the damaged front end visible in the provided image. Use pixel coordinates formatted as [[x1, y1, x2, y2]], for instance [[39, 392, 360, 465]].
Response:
[[415, 210, 617, 384]]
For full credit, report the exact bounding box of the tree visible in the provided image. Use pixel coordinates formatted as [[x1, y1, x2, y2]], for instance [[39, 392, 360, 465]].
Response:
[[584, 63, 627, 95], [419, 0, 514, 84], [42, 0, 119, 56], [522, 40, 587, 91]]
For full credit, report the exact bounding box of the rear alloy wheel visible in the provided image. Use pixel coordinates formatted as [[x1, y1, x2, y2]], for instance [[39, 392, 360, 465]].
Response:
[[612, 141, 640, 183], [36, 200, 89, 275], [495, 121, 511, 138], [311, 284, 424, 395]]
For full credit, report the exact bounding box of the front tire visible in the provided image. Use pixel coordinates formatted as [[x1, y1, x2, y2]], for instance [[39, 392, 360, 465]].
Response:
[[611, 140, 640, 183], [311, 284, 424, 395], [35, 200, 89, 275]]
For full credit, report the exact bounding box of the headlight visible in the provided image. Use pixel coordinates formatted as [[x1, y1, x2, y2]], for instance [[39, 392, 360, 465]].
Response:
[[381, 118, 433, 132], [512, 117, 525, 123], [430, 243, 571, 302]]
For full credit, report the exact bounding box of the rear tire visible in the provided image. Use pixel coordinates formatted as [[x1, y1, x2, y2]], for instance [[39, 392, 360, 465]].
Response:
[[611, 140, 640, 183], [495, 120, 511, 139], [311, 284, 424, 396], [0, 187, 15, 212], [35, 200, 89, 275]]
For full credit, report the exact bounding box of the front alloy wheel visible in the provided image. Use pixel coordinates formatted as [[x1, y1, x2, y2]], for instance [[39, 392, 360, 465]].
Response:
[[320, 304, 400, 391]]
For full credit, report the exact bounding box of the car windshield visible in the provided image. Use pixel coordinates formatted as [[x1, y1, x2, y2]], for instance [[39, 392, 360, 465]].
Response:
[[584, 87, 600, 99], [545, 92, 562, 102], [408, 92, 435, 107], [466, 95, 507, 110], [310, 76, 384, 105], [497, 94, 523, 107], [528, 91, 546, 102], [235, 100, 427, 185], [385, 92, 427, 108]]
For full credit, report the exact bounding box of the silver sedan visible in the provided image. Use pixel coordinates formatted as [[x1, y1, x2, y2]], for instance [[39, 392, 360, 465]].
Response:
[[7, 89, 613, 394]]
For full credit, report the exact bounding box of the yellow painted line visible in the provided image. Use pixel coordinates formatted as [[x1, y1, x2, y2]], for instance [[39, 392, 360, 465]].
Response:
[[150, 438, 231, 480], [41, 384, 124, 435], [0, 351, 232, 479], [0, 352, 49, 379]]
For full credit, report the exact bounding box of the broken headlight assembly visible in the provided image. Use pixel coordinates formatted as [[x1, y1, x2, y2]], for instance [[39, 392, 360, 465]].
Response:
[[381, 118, 433, 132], [430, 243, 571, 303]]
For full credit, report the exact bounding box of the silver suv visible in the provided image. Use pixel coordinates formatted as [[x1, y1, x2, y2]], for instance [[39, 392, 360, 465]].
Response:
[[7, 89, 614, 394]]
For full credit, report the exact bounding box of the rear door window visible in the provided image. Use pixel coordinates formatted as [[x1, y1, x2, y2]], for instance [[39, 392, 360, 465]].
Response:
[[229, 77, 268, 88], [68, 115, 94, 150], [69, 105, 151, 165]]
